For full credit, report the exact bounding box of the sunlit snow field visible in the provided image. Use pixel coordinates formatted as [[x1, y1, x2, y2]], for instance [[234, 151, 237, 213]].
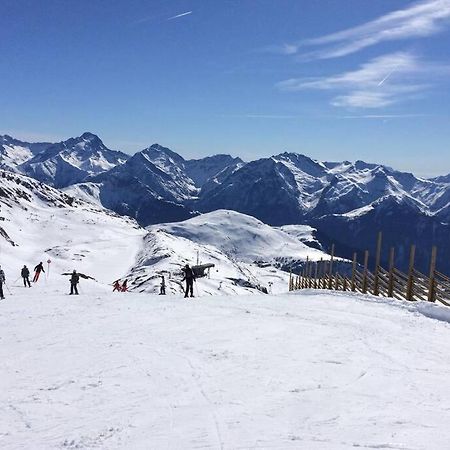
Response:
[[1, 288, 450, 449]]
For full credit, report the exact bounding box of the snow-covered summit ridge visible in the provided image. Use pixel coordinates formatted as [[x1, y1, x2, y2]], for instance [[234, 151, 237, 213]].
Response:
[[123, 210, 329, 295], [0, 134, 52, 169], [155, 209, 325, 264], [18, 132, 129, 188]]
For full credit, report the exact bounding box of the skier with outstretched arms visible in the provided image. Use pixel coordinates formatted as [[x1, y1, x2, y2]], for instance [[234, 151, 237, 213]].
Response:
[[69, 270, 80, 295]]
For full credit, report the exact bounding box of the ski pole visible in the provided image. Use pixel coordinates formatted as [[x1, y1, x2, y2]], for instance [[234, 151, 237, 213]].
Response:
[[4, 283, 12, 295]]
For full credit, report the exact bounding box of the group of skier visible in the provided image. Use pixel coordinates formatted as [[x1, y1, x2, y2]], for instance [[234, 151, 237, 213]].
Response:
[[112, 279, 128, 292], [0, 262, 44, 300], [20, 262, 47, 287], [0, 261, 83, 299], [0, 261, 198, 300], [110, 264, 196, 298]]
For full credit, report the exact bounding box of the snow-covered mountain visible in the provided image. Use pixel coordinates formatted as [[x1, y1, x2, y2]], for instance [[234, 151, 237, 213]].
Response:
[[18, 132, 128, 188], [68, 144, 244, 225], [73, 145, 197, 225], [3, 131, 450, 274], [0, 169, 323, 296], [122, 210, 329, 295], [0, 134, 52, 169]]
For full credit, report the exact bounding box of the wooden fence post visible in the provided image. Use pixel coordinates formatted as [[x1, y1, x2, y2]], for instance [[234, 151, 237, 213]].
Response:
[[314, 261, 318, 289], [406, 245, 416, 301], [428, 246, 437, 302], [351, 252, 357, 292], [373, 232, 382, 296], [289, 269, 293, 291], [303, 259, 308, 289], [319, 258, 323, 289], [362, 250, 369, 294], [387, 247, 395, 298], [321, 260, 327, 289], [308, 260, 313, 289], [328, 244, 335, 290]]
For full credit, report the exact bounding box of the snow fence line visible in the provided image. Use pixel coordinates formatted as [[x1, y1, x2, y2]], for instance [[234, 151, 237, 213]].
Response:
[[290, 288, 450, 325]]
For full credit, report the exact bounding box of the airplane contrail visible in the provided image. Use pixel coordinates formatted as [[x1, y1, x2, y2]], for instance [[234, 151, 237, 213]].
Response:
[[168, 11, 193, 20], [378, 65, 399, 86]]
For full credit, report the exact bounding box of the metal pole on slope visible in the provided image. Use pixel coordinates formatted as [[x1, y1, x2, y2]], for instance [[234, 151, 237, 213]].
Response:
[[4, 282, 12, 296]]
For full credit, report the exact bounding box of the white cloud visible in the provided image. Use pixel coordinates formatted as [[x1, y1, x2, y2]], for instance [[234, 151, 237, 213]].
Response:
[[275, 0, 450, 59], [276, 52, 444, 109]]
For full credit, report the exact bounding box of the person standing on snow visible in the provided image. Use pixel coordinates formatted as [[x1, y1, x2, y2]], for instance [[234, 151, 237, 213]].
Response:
[[160, 275, 166, 295], [69, 270, 80, 295], [21, 265, 31, 287], [0, 266, 5, 299], [33, 262, 45, 282], [181, 264, 195, 298]]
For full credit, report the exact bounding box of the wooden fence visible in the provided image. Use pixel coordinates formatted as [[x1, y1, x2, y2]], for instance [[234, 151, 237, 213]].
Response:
[[289, 233, 450, 307]]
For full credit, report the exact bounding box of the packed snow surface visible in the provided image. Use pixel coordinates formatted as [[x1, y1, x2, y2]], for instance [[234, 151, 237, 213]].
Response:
[[1, 289, 450, 449]]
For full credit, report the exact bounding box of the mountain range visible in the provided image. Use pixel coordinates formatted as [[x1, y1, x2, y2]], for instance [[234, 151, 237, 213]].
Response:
[[1, 131, 449, 274]]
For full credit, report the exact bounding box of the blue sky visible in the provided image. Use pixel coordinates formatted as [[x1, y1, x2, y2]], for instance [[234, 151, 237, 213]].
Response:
[[1, 0, 450, 176]]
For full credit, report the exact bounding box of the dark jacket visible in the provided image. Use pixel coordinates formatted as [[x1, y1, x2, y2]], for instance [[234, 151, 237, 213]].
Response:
[[0, 269, 5, 283], [182, 266, 195, 281], [21, 267, 30, 278], [34, 263, 45, 273], [71, 273, 80, 285]]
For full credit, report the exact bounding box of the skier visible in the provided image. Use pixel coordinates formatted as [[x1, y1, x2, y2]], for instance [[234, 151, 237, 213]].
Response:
[[21, 265, 31, 287], [181, 264, 195, 298], [159, 275, 166, 295], [33, 262, 45, 283], [121, 279, 128, 292], [0, 265, 5, 299], [69, 270, 80, 295], [113, 280, 121, 292]]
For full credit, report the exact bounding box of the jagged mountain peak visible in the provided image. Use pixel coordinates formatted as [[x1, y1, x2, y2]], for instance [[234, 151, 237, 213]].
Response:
[[62, 132, 106, 151], [1, 134, 15, 143], [17, 133, 128, 188], [80, 131, 100, 140], [142, 143, 186, 164]]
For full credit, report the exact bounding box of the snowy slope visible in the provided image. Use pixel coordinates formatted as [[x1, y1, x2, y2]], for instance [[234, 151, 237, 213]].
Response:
[[124, 210, 329, 296], [2, 289, 450, 449], [158, 210, 325, 264], [0, 170, 146, 290]]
